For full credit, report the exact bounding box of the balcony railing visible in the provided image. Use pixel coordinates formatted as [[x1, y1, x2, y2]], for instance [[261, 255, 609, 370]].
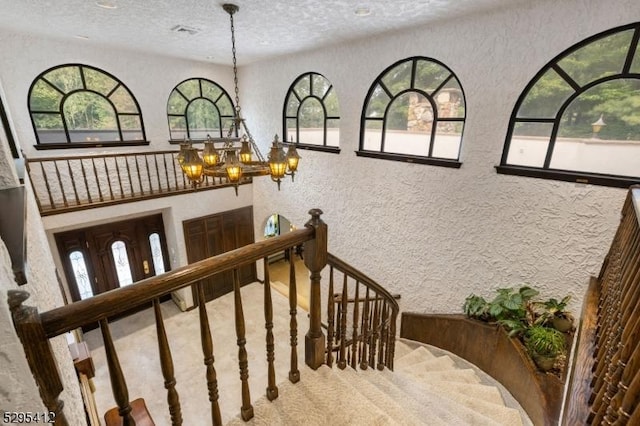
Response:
[[25, 150, 250, 216]]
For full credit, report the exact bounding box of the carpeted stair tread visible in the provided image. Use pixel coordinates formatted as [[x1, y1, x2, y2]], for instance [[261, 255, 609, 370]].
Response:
[[304, 365, 396, 425], [419, 380, 506, 405], [358, 367, 483, 425], [408, 368, 483, 384], [375, 368, 505, 426], [225, 378, 324, 425], [227, 338, 529, 426], [393, 340, 416, 360], [394, 371, 524, 426], [395, 346, 437, 369], [337, 367, 443, 426], [398, 355, 457, 373]]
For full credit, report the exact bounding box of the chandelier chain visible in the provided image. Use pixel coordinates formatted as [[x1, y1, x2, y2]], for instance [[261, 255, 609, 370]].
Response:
[[229, 9, 241, 115]]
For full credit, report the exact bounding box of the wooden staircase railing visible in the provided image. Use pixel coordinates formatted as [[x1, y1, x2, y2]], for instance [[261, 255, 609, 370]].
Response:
[[324, 253, 399, 371], [564, 186, 640, 425], [24, 150, 250, 216], [8, 208, 401, 425]]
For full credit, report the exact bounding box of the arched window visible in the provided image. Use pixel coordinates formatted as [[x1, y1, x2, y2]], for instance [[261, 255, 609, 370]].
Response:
[[498, 23, 640, 187], [167, 78, 235, 142], [28, 64, 146, 149], [358, 57, 466, 168], [283, 72, 340, 153]]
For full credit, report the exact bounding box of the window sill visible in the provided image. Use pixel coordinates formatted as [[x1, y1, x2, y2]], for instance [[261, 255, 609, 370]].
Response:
[[355, 151, 462, 168], [495, 165, 640, 188], [168, 137, 240, 144], [294, 144, 340, 154], [35, 141, 150, 150]]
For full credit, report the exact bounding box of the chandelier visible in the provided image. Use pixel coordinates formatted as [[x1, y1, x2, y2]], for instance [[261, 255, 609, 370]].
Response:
[[178, 3, 300, 193]]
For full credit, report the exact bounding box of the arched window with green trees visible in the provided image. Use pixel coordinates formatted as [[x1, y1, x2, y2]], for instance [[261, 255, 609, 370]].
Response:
[[358, 56, 466, 168], [498, 22, 640, 187], [167, 78, 235, 142], [283, 72, 340, 153], [29, 64, 146, 149]]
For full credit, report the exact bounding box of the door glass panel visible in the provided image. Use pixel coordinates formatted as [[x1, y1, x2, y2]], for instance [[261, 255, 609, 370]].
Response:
[[111, 240, 133, 286], [69, 250, 93, 300], [149, 233, 166, 275]]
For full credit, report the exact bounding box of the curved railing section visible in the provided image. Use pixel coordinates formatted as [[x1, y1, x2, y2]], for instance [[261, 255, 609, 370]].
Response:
[[324, 253, 400, 371]]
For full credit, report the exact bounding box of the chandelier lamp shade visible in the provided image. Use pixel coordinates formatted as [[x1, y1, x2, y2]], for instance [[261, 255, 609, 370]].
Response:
[[177, 3, 300, 193]]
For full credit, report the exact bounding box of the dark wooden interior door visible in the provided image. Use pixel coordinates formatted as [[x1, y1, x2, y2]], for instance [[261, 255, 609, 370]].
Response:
[[56, 214, 170, 303], [183, 206, 257, 303]]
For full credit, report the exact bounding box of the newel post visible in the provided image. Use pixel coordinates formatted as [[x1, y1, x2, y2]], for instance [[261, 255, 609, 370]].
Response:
[[8, 290, 68, 426], [303, 208, 327, 369]]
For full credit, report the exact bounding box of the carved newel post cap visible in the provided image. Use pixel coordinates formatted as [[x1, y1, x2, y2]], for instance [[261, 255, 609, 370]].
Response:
[[7, 289, 30, 311], [308, 208, 323, 219]]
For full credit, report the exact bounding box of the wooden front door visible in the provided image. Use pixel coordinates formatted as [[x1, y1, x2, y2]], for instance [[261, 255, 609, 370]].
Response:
[[183, 206, 257, 303], [55, 214, 170, 303]]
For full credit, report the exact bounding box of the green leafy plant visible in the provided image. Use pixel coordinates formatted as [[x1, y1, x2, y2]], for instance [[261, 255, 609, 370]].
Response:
[[463, 294, 490, 321], [539, 296, 574, 332], [525, 325, 566, 357], [462, 286, 574, 372], [488, 286, 539, 321]]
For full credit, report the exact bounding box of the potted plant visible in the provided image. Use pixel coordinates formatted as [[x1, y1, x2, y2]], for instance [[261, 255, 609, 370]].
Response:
[[540, 296, 574, 332], [525, 325, 566, 371], [463, 294, 490, 321]]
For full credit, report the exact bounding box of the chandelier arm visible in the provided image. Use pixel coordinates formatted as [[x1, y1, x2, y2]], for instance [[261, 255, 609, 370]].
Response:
[[238, 119, 267, 163]]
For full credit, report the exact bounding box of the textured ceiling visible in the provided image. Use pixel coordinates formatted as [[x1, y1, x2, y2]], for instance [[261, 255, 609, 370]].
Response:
[[0, 0, 527, 65]]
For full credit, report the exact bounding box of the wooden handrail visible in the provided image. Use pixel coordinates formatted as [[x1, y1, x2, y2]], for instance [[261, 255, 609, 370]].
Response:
[[26, 150, 181, 163], [40, 227, 314, 337], [327, 253, 400, 314], [563, 186, 640, 425]]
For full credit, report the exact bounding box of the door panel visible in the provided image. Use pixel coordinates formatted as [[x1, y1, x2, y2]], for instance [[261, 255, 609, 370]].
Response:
[[183, 206, 257, 304]]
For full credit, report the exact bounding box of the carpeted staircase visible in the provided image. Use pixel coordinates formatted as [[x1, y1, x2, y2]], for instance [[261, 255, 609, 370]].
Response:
[[227, 339, 530, 425]]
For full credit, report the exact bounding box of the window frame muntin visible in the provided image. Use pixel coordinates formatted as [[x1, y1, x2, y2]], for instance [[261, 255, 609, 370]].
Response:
[[498, 22, 640, 187], [357, 56, 466, 166], [29, 63, 148, 150], [282, 71, 341, 154], [167, 77, 236, 143]]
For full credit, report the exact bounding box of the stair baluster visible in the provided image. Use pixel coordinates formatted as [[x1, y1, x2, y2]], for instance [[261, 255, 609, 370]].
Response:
[[288, 248, 300, 383], [360, 287, 371, 370], [369, 298, 380, 369], [377, 303, 388, 370], [326, 266, 335, 367], [263, 258, 279, 401], [233, 269, 254, 421], [338, 273, 348, 369], [153, 299, 182, 425], [99, 319, 134, 425], [351, 280, 360, 370], [197, 283, 222, 426]]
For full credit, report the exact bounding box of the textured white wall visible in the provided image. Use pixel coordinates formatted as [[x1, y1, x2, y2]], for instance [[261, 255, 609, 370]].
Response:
[[244, 0, 639, 315], [0, 114, 86, 424], [0, 29, 234, 159], [0, 31, 242, 419]]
